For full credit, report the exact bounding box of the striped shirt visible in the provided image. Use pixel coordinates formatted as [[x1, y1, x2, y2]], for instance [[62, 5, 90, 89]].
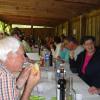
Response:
[[0, 64, 20, 100]]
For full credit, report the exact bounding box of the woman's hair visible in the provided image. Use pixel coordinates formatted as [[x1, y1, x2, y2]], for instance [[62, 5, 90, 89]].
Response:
[[0, 36, 21, 61], [66, 36, 78, 45], [11, 27, 22, 36], [54, 36, 61, 44], [81, 36, 95, 44]]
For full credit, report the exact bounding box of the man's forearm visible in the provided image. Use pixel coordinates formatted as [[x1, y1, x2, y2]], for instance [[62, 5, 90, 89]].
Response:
[[20, 86, 33, 100]]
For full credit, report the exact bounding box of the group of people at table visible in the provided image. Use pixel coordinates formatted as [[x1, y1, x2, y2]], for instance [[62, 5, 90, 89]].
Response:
[[0, 28, 100, 100]]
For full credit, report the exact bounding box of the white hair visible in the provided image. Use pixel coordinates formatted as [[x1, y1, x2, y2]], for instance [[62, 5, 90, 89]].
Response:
[[0, 36, 21, 61]]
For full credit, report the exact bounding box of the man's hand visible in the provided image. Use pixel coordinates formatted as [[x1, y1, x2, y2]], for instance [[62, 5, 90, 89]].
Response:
[[70, 50, 74, 59], [21, 63, 40, 100], [16, 67, 32, 89]]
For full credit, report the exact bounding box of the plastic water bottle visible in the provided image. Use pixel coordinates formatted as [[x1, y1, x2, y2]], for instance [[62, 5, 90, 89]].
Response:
[[44, 51, 49, 68]]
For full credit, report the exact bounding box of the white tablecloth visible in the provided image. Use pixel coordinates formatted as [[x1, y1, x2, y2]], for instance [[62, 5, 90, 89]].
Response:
[[31, 65, 100, 100], [26, 53, 40, 61]]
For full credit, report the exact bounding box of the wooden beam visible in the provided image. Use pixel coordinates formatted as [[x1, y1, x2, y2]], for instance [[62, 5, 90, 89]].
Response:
[[55, 0, 100, 6]]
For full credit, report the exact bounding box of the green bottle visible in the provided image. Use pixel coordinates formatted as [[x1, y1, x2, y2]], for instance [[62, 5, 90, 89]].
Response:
[[66, 77, 76, 100]]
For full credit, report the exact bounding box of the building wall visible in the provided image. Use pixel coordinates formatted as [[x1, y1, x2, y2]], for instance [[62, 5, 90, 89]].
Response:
[[56, 9, 100, 46], [20, 27, 55, 39]]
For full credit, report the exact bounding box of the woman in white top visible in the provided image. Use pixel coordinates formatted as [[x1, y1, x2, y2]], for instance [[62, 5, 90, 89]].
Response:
[[51, 36, 62, 58]]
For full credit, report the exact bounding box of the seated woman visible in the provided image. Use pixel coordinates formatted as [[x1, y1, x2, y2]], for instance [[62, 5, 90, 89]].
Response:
[[51, 36, 62, 58], [11, 27, 33, 53], [59, 43, 70, 63], [69, 36, 100, 88]]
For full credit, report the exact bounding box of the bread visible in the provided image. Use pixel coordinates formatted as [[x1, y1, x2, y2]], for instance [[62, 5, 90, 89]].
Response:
[[31, 63, 39, 74]]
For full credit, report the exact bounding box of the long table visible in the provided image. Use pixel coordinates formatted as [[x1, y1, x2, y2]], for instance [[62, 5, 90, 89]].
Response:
[[26, 53, 100, 100], [72, 74, 100, 100], [31, 66, 100, 100]]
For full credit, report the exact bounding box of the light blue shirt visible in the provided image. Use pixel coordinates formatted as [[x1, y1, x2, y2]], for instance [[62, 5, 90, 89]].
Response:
[[59, 48, 70, 63]]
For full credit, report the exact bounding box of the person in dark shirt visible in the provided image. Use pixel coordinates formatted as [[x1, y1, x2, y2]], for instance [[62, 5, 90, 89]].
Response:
[[69, 36, 100, 88]]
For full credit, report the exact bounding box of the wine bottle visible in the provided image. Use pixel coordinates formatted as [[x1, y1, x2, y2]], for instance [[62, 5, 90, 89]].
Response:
[[57, 68, 66, 100], [37, 36, 41, 55], [38, 46, 41, 55], [49, 51, 53, 66]]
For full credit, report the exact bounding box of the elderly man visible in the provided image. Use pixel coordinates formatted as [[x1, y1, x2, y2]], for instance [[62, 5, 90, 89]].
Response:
[[0, 36, 40, 100]]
